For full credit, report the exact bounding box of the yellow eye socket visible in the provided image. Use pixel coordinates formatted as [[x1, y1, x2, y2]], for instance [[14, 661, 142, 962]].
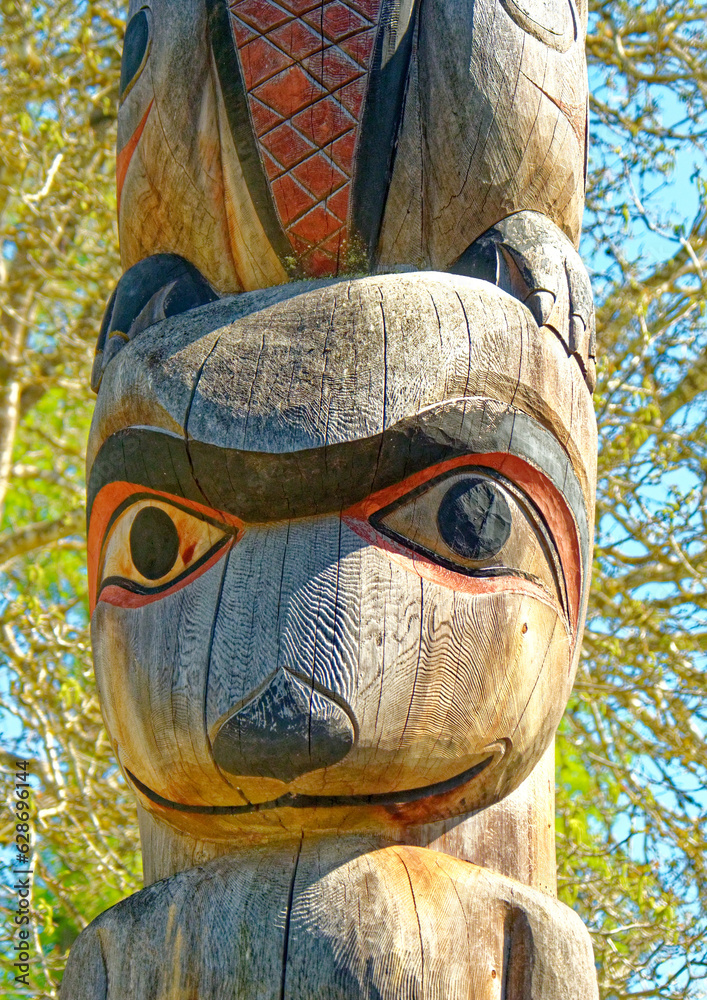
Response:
[[98, 498, 230, 597], [371, 469, 566, 608]]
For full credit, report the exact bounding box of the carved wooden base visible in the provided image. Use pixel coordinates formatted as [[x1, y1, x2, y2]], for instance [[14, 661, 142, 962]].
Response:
[[62, 839, 597, 1000]]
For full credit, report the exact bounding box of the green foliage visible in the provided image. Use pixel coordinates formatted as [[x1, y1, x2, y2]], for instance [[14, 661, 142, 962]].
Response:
[[0, 0, 706, 996]]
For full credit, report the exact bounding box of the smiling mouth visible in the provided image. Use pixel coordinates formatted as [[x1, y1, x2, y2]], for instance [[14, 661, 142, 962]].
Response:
[[126, 755, 494, 815]]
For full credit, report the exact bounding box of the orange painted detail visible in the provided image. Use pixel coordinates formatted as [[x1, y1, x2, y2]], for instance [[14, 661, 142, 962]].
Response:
[[88, 481, 244, 612], [343, 453, 583, 632], [525, 75, 587, 151], [116, 100, 153, 213], [228, 0, 382, 275], [89, 454, 582, 635], [344, 510, 569, 621], [97, 542, 233, 610]]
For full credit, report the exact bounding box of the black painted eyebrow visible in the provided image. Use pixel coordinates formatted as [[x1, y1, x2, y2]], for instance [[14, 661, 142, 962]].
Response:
[[87, 402, 589, 572]]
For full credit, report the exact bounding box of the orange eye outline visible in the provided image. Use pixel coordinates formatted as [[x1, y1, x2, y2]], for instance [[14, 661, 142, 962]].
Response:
[[343, 453, 582, 629], [88, 482, 244, 613]]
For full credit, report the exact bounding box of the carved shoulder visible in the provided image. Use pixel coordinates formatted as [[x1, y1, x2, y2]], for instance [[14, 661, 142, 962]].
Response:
[[62, 844, 598, 1000]]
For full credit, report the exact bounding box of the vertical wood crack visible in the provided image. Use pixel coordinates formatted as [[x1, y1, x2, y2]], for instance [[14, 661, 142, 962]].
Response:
[[280, 834, 304, 1000]]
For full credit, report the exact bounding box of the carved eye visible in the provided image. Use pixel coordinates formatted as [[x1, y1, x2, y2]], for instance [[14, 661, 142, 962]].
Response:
[[436, 477, 512, 559], [129, 506, 180, 579], [370, 469, 566, 608], [119, 8, 152, 102], [97, 498, 232, 600]]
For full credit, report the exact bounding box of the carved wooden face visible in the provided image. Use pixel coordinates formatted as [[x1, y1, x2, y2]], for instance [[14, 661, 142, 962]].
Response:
[[87, 274, 596, 839]]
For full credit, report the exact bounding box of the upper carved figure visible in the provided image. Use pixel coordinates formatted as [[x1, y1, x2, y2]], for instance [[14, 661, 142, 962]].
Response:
[[86, 272, 596, 849], [100, 0, 595, 398], [116, 0, 588, 288]]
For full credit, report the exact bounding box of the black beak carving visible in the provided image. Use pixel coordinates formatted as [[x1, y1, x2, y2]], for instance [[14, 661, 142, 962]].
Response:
[[211, 670, 356, 784]]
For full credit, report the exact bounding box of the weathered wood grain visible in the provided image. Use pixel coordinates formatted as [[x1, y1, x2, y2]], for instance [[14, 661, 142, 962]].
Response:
[[411, 741, 558, 894], [62, 842, 301, 1000], [89, 274, 596, 501], [84, 277, 595, 855], [117, 0, 288, 293], [87, 278, 334, 470], [377, 0, 588, 271], [450, 212, 596, 390]]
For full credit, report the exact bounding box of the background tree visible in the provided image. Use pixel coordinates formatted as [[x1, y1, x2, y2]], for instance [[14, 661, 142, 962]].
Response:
[[1, 0, 706, 996], [557, 6, 707, 996], [0, 3, 140, 995]]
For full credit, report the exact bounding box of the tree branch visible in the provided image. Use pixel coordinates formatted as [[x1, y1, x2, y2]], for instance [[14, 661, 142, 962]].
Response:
[[0, 507, 84, 570]]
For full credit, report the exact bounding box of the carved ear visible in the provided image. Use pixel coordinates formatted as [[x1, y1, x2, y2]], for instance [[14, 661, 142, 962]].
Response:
[[91, 253, 218, 392], [449, 211, 596, 391]]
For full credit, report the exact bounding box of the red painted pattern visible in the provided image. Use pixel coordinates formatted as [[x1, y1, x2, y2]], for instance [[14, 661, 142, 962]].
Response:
[[228, 0, 382, 275]]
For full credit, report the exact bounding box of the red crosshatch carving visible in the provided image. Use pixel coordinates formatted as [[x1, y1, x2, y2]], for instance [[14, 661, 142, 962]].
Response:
[[228, 0, 382, 276]]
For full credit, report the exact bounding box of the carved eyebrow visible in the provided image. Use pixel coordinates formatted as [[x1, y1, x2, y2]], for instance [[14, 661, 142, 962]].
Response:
[[87, 401, 589, 571]]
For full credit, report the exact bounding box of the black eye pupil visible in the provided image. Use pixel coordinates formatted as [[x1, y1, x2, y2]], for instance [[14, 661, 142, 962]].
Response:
[[120, 9, 150, 100], [130, 507, 179, 580], [437, 477, 512, 560]]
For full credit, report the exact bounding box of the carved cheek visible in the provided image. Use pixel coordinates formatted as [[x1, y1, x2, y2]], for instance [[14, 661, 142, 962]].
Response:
[[292, 525, 572, 801], [90, 560, 250, 810], [408, 586, 573, 767], [324, 541, 572, 797]]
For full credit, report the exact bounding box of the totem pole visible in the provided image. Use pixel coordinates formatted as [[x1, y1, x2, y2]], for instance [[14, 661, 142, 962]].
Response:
[[62, 0, 599, 996]]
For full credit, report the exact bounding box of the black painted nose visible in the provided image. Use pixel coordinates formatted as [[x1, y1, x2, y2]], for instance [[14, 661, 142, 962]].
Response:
[[211, 670, 355, 784]]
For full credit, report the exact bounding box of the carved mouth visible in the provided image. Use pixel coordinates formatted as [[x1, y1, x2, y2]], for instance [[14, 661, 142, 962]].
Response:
[[126, 755, 494, 816]]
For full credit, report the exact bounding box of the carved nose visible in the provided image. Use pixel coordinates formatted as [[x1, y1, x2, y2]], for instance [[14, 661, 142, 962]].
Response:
[[211, 670, 355, 784]]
